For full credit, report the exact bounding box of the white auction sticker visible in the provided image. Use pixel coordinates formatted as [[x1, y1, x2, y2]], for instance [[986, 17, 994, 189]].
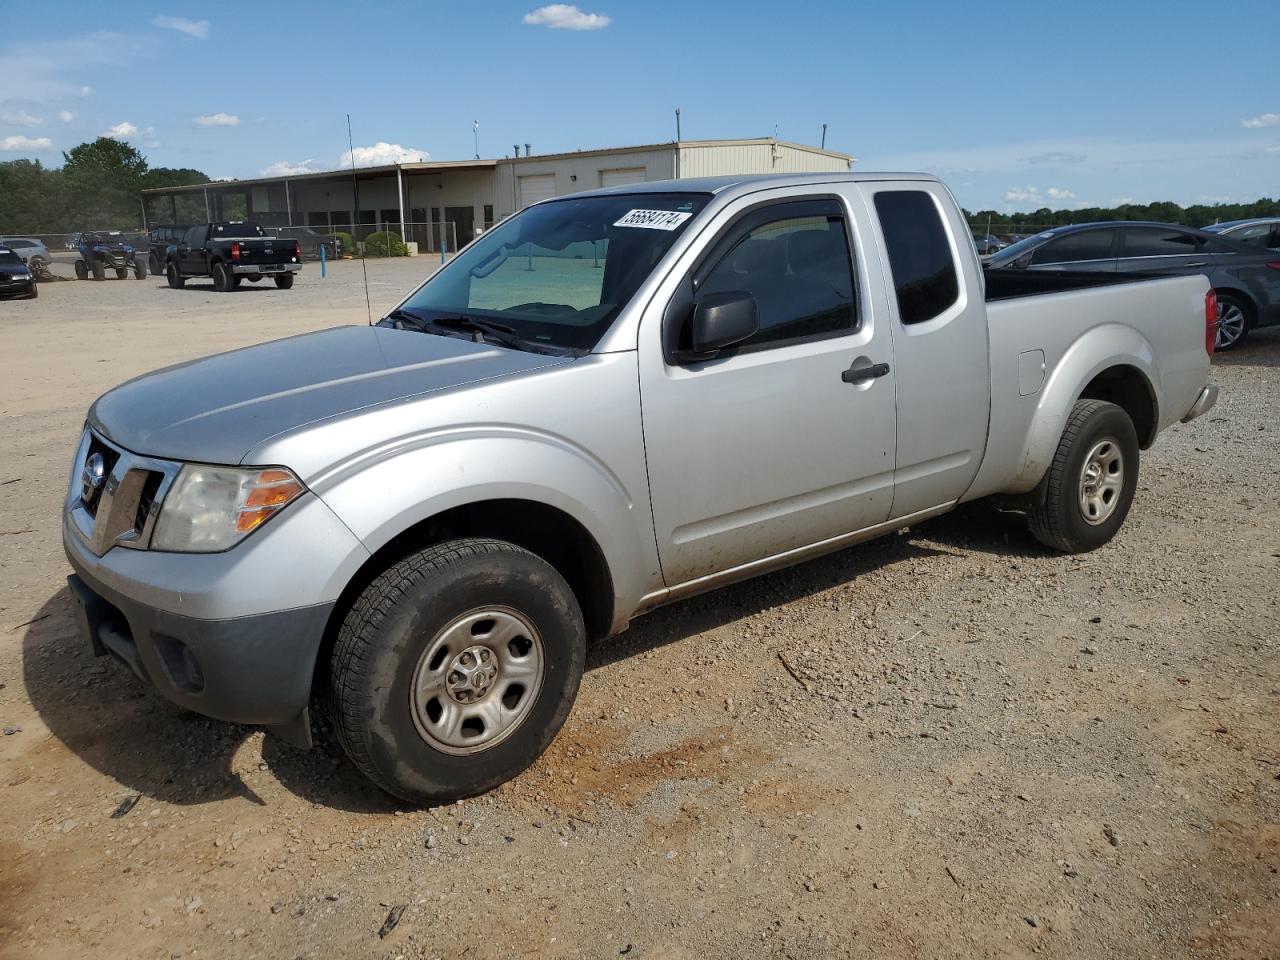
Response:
[[613, 209, 693, 231]]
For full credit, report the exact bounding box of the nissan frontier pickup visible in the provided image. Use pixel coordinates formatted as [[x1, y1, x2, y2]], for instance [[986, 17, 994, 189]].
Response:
[[63, 172, 1219, 803]]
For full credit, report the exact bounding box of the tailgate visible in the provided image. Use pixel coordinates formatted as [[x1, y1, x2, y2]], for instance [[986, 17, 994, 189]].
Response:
[[230, 238, 294, 264]]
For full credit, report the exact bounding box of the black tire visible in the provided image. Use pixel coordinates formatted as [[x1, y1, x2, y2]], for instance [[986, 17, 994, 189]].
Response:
[[211, 262, 234, 292], [1028, 399, 1139, 553], [26, 284, 38, 299], [134, 261, 148, 279], [91, 260, 105, 281], [274, 273, 295, 289], [115, 267, 127, 280], [330, 538, 586, 804], [148, 253, 161, 276], [166, 262, 185, 289], [1213, 291, 1251, 351], [74, 260, 88, 281]]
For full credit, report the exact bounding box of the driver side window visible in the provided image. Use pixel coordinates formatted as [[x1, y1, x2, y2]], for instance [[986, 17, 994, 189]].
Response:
[[692, 200, 857, 352]]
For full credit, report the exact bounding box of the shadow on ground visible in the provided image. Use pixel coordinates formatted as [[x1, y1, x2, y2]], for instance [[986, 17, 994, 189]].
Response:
[[22, 498, 1034, 811]]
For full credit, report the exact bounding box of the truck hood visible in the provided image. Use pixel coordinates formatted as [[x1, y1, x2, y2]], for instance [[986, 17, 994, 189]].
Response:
[[90, 325, 572, 465]]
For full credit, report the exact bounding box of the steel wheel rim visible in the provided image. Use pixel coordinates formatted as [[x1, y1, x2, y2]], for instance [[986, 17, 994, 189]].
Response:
[[410, 606, 545, 755], [1216, 302, 1245, 348], [1078, 438, 1124, 526]]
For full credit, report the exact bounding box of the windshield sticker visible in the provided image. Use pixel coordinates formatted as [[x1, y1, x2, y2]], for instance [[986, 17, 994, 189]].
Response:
[[613, 209, 693, 231]]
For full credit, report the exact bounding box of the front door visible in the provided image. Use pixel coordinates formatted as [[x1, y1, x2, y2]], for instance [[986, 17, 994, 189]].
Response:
[[639, 192, 898, 587], [445, 206, 475, 250]]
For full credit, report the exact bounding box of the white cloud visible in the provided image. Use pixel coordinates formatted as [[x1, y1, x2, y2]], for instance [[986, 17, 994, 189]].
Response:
[[1111, 197, 1136, 206], [104, 121, 137, 138], [80, 85, 94, 97], [262, 159, 319, 176], [152, 16, 210, 38], [57, 110, 74, 123], [195, 112, 241, 127], [1, 109, 44, 127], [1241, 112, 1279, 129], [523, 4, 611, 29], [1, 135, 52, 151], [1046, 187, 1075, 201], [342, 141, 429, 167], [1026, 151, 1086, 165], [1004, 186, 1042, 204]]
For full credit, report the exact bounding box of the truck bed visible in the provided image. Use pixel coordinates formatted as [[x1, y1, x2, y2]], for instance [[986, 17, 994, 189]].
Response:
[[984, 267, 1161, 302]]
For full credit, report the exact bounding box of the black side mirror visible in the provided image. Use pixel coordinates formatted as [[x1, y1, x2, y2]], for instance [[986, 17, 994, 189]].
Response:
[[687, 291, 759, 359]]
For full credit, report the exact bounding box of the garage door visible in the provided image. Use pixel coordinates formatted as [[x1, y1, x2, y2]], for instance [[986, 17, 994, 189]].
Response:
[[518, 174, 557, 209], [601, 167, 646, 188]]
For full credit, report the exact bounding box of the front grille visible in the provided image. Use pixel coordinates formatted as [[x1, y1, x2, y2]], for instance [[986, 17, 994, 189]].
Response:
[[82, 434, 121, 517], [69, 430, 180, 556]]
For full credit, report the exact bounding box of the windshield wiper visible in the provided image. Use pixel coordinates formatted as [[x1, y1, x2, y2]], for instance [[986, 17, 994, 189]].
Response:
[[382, 308, 575, 356]]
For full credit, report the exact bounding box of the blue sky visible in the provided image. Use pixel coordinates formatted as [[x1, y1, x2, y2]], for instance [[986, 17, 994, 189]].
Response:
[[2, 0, 1277, 212]]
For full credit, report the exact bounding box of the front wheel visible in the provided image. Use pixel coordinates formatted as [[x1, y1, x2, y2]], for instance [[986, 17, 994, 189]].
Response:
[[149, 254, 161, 276], [274, 273, 294, 289], [91, 260, 105, 281], [1214, 292, 1251, 351], [115, 267, 127, 280], [74, 260, 88, 281], [166, 262, 185, 289], [134, 261, 147, 279], [330, 538, 586, 804], [1028, 399, 1139, 553]]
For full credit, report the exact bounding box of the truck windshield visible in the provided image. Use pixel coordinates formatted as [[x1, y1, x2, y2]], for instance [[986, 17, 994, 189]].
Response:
[[396, 192, 710, 352]]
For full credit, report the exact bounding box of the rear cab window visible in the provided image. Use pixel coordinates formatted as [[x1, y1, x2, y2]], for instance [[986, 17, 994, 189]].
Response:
[[873, 190, 959, 325]]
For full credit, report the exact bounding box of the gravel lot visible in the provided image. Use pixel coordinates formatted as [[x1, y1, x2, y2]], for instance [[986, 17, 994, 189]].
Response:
[[1, 262, 1277, 960]]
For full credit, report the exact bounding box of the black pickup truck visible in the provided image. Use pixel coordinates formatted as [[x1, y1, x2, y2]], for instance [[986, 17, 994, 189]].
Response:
[[164, 221, 302, 291]]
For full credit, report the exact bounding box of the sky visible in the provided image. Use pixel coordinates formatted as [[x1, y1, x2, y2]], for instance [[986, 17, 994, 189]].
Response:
[[2, 0, 1278, 213]]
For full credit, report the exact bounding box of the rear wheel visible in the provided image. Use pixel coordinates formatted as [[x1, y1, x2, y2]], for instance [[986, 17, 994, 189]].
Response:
[[115, 267, 128, 280], [274, 273, 294, 290], [1214, 292, 1250, 351], [91, 260, 105, 281], [330, 538, 586, 804], [166, 262, 185, 289], [134, 261, 148, 279], [211, 262, 234, 292], [1028, 399, 1139, 553], [148, 254, 161, 276], [74, 260, 88, 281]]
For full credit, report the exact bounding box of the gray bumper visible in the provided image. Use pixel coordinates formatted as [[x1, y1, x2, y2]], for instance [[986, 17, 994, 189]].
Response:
[[1181, 383, 1219, 423], [232, 263, 301, 275]]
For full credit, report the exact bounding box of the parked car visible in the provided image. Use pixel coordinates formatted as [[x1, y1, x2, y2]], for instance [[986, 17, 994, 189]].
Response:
[[163, 221, 302, 291], [76, 231, 147, 281], [985, 221, 1280, 349], [146, 225, 188, 276], [272, 226, 342, 260], [0, 236, 51, 264], [64, 172, 1216, 803], [973, 233, 1007, 255], [0, 245, 36, 299], [1203, 218, 1280, 252]]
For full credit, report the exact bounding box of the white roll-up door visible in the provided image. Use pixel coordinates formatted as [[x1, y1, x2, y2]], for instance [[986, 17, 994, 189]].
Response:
[[600, 167, 646, 188], [518, 174, 557, 209]]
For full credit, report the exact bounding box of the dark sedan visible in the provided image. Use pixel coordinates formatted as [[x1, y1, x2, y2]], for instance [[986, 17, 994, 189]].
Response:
[[0, 246, 37, 299], [986, 221, 1280, 349]]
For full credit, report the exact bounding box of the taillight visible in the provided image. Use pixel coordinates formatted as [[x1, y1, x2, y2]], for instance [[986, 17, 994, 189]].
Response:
[[1204, 289, 1217, 356], [1265, 261, 1280, 272], [295, 241, 301, 260], [231, 241, 240, 261]]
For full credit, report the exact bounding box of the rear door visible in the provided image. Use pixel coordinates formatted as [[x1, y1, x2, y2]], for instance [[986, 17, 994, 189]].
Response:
[[639, 189, 898, 587], [861, 184, 990, 517], [1117, 226, 1206, 274]]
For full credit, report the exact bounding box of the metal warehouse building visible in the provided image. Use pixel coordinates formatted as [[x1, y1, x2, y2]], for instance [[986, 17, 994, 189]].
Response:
[[142, 138, 852, 253]]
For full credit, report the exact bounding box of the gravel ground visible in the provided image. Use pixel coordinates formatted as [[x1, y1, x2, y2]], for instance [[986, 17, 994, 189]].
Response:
[[1, 264, 1277, 960]]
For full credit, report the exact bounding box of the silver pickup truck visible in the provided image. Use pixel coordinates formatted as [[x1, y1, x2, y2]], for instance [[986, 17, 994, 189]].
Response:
[[63, 172, 1218, 803]]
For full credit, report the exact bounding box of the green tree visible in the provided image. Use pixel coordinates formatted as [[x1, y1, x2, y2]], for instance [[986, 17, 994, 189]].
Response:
[[61, 137, 149, 228], [0, 159, 68, 233]]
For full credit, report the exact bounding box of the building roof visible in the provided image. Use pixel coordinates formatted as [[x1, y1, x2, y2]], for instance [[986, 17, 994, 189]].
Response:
[[141, 138, 853, 194]]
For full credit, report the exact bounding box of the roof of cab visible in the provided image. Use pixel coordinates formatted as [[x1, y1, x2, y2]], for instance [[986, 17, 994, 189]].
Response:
[[563, 171, 941, 202]]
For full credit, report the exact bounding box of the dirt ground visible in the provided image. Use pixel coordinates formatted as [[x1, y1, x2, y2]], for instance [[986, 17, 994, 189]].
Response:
[[1, 261, 1277, 960]]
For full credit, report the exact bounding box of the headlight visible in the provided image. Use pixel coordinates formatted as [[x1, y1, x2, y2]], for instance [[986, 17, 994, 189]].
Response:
[[151, 465, 305, 553]]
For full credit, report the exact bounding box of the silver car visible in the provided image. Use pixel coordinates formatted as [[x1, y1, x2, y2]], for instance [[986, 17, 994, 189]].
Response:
[[1203, 218, 1280, 252], [0, 236, 51, 265], [986, 221, 1280, 349]]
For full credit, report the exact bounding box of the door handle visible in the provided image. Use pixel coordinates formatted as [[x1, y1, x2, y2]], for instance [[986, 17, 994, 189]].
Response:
[[841, 359, 891, 384], [1184, 261, 1207, 268]]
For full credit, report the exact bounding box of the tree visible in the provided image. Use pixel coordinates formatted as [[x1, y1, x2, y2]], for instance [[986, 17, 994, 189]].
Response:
[[61, 137, 149, 228], [0, 159, 67, 233], [142, 167, 212, 225]]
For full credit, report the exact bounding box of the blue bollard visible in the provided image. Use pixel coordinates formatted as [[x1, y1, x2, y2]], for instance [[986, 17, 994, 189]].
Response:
[[320, 243, 326, 278], [440, 238, 445, 264]]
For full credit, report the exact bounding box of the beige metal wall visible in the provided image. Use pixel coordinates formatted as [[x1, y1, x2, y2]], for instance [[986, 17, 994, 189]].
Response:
[[678, 141, 851, 178], [494, 147, 677, 218]]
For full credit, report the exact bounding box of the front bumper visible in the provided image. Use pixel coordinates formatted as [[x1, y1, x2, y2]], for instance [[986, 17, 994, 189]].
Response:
[[0, 278, 34, 297], [65, 563, 332, 744], [1181, 383, 1219, 423]]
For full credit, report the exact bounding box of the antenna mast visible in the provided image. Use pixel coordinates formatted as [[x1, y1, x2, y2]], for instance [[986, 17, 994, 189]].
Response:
[[347, 113, 372, 326]]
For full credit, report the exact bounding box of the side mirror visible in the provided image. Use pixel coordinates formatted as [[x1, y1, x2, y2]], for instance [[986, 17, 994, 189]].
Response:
[[688, 291, 759, 358]]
